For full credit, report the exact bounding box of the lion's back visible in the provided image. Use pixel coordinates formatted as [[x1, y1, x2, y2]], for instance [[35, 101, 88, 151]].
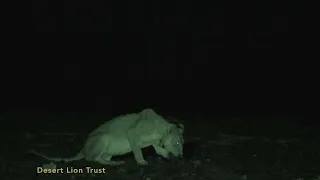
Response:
[[90, 113, 140, 135], [87, 109, 172, 154]]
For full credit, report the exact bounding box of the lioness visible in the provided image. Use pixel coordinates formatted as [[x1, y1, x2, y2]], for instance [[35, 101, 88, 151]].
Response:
[[29, 108, 184, 165]]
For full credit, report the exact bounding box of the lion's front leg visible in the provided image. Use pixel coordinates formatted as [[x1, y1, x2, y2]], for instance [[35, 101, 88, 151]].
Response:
[[127, 130, 148, 165], [153, 144, 169, 158]]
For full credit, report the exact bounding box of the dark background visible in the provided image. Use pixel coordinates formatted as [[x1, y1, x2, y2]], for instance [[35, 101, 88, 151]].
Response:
[[0, 3, 317, 178], [0, 62, 317, 118], [8, 0, 320, 121]]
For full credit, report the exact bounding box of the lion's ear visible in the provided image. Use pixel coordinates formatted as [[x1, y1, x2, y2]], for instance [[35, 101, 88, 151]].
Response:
[[177, 123, 184, 133]]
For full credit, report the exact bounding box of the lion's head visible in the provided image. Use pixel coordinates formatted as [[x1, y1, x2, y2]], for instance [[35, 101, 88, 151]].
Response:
[[162, 123, 184, 157]]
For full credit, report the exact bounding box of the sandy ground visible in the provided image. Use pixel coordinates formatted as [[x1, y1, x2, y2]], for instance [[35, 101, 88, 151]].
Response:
[[1, 114, 319, 180]]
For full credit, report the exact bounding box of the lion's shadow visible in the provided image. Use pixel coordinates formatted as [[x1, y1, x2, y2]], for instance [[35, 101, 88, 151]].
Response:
[[112, 141, 201, 161], [183, 141, 201, 159]]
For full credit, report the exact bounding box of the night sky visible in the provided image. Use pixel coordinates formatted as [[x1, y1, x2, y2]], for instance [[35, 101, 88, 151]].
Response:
[[25, 1, 318, 117], [1, 60, 316, 119]]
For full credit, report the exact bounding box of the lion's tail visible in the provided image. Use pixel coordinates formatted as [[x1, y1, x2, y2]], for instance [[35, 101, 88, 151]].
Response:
[[28, 149, 84, 162]]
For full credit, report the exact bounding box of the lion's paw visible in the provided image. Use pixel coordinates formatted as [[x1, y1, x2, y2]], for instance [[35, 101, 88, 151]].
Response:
[[137, 160, 148, 165]]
